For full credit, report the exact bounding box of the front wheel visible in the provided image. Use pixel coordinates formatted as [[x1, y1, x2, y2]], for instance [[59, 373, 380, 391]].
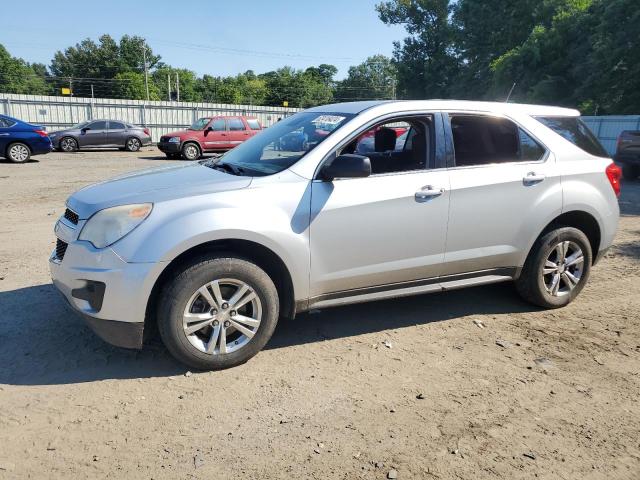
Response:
[[59, 137, 78, 152], [158, 256, 279, 370], [516, 227, 592, 308], [6, 142, 31, 163], [181, 142, 201, 160]]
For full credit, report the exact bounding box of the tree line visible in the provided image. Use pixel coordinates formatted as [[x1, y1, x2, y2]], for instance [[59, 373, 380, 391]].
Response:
[[0, 0, 638, 114]]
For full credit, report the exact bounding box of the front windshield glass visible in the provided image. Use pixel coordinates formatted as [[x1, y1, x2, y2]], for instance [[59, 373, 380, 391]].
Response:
[[72, 121, 89, 129], [209, 112, 354, 176], [189, 118, 211, 130]]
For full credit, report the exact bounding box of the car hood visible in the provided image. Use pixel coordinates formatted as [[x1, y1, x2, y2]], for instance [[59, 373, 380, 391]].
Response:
[[49, 128, 77, 136], [67, 162, 252, 219], [162, 130, 193, 139]]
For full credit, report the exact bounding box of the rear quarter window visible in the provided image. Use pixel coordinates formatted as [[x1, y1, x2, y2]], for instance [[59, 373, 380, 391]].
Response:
[[537, 117, 608, 158]]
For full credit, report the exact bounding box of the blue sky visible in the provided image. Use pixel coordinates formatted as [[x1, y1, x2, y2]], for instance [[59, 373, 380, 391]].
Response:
[[0, 0, 406, 79]]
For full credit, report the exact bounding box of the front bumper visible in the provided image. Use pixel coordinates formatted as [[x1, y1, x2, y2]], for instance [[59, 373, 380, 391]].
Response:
[[50, 218, 166, 349], [157, 142, 181, 153]]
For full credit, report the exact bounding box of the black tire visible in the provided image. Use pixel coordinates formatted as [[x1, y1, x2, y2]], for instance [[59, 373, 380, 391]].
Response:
[[59, 136, 78, 152], [6, 142, 31, 163], [621, 164, 639, 181], [181, 142, 201, 160], [125, 137, 142, 152], [157, 255, 279, 370], [516, 227, 592, 309]]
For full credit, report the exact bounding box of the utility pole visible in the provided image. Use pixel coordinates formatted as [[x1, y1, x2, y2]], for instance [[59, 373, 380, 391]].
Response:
[[167, 73, 171, 101], [91, 84, 94, 101], [69, 77, 73, 97], [176, 71, 180, 102], [143, 46, 150, 102], [391, 78, 396, 100]]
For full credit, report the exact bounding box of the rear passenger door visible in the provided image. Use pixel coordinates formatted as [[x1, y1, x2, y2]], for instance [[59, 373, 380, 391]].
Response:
[[442, 113, 562, 276], [79, 120, 107, 147], [228, 117, 250, 147], [107, 121, 127, 147]]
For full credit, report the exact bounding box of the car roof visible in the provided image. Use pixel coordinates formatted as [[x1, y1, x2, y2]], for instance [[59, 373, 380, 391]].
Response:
[[305, 100, 581, 117]]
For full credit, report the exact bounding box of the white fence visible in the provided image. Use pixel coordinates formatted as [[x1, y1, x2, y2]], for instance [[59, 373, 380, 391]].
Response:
[[582, 116, 640, 156], [0, 93, 300, 142]]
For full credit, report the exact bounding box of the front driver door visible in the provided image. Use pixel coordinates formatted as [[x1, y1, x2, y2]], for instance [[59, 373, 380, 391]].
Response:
[[308, 113, 451, 298], [202, 118, 228, 151], [79, 120, 107, 147]]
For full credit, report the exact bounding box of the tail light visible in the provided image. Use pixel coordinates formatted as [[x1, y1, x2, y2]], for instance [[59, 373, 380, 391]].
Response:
[[33, 129, 48, 137], [144, 128, 150, 136], [605, 163, 622, 197]]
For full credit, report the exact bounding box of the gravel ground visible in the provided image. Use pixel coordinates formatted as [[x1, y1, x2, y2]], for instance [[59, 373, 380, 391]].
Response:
[[1, 149, 639, 479]]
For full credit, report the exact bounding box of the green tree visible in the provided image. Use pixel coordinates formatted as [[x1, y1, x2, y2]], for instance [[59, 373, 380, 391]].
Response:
[[335, 55, 396, 101], [0, 44, 50, 95], [376, 0, 460, 99], [152, 67, 200, 102], [113, 71, 159, 100]]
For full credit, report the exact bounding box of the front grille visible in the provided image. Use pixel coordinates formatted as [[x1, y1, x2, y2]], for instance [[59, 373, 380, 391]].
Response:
[[63, 208, 79, 225], [55, 239, 68, 261]]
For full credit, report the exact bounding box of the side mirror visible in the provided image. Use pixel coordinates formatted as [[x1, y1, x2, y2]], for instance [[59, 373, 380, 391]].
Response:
[[81, 127, 90, 133], [320, 154, 371, 181]]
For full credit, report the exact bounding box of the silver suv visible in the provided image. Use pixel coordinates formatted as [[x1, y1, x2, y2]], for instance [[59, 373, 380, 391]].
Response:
[[50, 101, 621, 370]]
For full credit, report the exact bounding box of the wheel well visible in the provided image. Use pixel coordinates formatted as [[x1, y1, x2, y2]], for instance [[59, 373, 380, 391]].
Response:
[[6, 141, 32, 153], [182, 140, 201, 152], [540, 211, 601, 263], [144, 239, 296, 339]]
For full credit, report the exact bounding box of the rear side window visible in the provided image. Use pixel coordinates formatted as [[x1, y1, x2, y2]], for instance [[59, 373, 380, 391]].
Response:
[[228, 118, 246, 131], [108, 121, 125, 130], [450, 115, 546, 167], [247, 119, 261, 130], [537, 117, 608, 158]]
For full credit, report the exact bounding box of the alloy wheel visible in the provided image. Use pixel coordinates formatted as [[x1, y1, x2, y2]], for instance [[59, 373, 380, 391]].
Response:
[[127, 138, 141, 151], [182, 279, 262, 354], [542, 240, 584, 297], [9, 144, 29, 162], [183, 144, 199, 160], [60, 138, 76, 152]]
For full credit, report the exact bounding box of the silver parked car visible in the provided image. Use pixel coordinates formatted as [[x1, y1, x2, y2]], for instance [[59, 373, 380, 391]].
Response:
[[50, 101, 621, 370], [49, 120, 152, 152]]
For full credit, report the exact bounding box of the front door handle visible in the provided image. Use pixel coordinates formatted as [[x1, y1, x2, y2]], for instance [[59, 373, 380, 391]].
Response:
[[415, 186, 444, 202], [523, 172, 546, 185]]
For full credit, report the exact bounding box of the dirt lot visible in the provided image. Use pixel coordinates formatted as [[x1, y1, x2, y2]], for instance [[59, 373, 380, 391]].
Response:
[[0, 149, 639, 480]]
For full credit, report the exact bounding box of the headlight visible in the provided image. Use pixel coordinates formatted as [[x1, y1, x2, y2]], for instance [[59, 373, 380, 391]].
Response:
[[168, 137, 180, 143], [79, 203, 153, 248]]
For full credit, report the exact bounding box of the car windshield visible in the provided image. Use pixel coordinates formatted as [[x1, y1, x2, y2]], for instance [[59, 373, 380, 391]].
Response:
[[203, 112, 354, 176], [71, 121, 89, 129], [189, 118, 211, 130]]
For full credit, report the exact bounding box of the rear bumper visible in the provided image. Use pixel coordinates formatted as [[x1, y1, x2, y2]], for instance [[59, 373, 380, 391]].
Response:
[[30, 138, 53, 155]]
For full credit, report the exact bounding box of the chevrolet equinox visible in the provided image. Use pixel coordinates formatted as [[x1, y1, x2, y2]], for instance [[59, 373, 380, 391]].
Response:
[[50, 101, 621, 370]]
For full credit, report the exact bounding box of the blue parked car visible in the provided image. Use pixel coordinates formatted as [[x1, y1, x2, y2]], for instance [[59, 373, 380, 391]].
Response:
[[0, 114, 52, 163]]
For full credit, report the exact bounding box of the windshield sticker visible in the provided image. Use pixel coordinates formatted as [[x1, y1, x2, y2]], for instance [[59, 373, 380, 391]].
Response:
[[312, 115, 346, 130]]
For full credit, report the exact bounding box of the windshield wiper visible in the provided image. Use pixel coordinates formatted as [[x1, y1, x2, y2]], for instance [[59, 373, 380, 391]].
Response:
[[206, 159, 245, 176]]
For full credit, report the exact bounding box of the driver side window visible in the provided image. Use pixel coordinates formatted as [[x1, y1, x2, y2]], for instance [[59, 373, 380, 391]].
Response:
[[339, 116, 432, 175], [210, 119, 226, 131]]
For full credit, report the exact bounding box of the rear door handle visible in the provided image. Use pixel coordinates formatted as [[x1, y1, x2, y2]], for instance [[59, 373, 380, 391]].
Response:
[[415, 185, 445, 202], [523, 172, 546, 185]]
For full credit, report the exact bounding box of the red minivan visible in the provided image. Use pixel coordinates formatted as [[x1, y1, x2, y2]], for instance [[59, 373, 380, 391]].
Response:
[[158, 116, 263, 160]]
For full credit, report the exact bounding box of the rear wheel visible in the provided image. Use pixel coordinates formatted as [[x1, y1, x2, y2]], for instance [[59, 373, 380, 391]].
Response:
[[516, 227, 592, 308], [622, 163, 639, 181], [181, 142, 201, 160], [6, 142, 31, 163], [158, 255, 279, 370], [125, 137, 141, 152], [59, 137, 78, 152]]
